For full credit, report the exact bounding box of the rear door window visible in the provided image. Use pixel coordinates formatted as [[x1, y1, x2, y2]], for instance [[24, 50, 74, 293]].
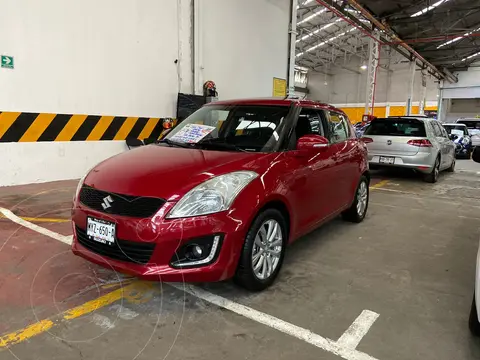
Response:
[[364, 118, 426, 137]]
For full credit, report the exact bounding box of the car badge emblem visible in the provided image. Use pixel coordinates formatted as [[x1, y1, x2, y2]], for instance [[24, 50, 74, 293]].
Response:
[[101, 195, 114, 210], [387, 140, 392, 145]]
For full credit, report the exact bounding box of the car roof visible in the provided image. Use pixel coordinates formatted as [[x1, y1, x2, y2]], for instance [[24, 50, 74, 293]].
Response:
[[381, 116, 429, 122], [206, 97, 345, 114], [443, 123, 467, 126], [457, 118, 480, 121]]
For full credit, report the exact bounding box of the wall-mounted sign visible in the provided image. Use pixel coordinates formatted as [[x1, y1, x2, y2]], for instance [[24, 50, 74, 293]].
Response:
[[273, 77, 287, 97], [1, 55, 14, 69]]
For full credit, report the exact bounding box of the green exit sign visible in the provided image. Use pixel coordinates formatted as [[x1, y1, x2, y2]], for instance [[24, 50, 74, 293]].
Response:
[[1, 55, 14, 69]]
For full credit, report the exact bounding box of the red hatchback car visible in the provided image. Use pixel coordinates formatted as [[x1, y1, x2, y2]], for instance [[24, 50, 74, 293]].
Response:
[[72, 98, 369, 291]]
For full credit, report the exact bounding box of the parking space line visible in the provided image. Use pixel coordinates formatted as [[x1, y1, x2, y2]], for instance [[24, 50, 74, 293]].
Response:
[[0, 214, 69, 223], [172, 284, 380, 360], [0, 282, 154, 349], [2, 208, 382, 359], [0, 207, 72, 245], [336, 310, 379, 350], [370, 180, 389, 190]]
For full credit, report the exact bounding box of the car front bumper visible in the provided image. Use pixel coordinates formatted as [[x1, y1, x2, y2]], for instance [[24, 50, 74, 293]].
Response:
[[368, 152, 436, 173], [71, 201, 247, 283]]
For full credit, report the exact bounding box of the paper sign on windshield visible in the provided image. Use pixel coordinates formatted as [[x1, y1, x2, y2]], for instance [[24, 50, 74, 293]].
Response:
[[170, 124, 216, 143]]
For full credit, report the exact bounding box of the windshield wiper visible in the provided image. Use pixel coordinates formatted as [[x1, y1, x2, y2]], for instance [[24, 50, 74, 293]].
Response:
[[156, 139, 195, 149], [197, 139, 249, 152]]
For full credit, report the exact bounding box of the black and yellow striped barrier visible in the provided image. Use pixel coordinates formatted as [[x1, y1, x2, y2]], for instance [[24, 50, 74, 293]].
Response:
[[0, 111, 176, 142]]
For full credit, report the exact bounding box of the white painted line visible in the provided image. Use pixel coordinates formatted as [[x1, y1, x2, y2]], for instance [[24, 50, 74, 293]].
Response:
[[336, 310, 379, 350], [171, 284, 380, 360], [3, 207, 381, 360], [0, 207, 72, 245]]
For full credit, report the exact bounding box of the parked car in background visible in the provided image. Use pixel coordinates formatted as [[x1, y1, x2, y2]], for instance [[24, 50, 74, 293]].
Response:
[[469, 146, 480, 336], [362, 117, 455, 182], [71, 98, 370, 292], [456, 118, 480, 140], [442, 123, 473, 158]]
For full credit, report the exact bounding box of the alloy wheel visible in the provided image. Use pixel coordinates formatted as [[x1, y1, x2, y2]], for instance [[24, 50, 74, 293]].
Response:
[[251, 219, 283, 280], [356, 181, 368, 217]]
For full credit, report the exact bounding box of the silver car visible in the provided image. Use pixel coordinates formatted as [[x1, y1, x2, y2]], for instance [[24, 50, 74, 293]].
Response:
[[469, 146, 480, 336], [456, 118, 480, 148], [362, 117, 455, 183]]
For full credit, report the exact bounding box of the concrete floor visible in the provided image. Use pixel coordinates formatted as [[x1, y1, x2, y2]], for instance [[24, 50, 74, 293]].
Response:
[[1, 167, 480, 360]]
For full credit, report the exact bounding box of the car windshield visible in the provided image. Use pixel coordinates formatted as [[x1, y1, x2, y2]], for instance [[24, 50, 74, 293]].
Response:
[[364, 118, 426, 137], [162, 104, 290, 152], [443, 125, 468, 136]]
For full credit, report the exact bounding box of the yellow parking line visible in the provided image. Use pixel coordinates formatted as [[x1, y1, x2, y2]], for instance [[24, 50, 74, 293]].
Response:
[[0, 281, 155, 349], [370, 180, 389, 190], [0, 214, 69, 223]]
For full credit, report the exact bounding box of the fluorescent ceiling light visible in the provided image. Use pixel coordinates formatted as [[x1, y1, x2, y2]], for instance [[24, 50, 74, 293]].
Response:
[[461, 51, 480, 62], [437, 26, 480, 49], [411, 0, 450, 17], [296, 27, 357, 57], [296, 19, 342, 43], [360, 64, 368, 70], [297, 0, 315, 9], [298, 8, 327, 25]]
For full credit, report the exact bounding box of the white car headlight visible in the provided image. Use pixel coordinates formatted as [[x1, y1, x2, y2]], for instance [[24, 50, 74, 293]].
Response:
[[167, 171, 258, 219]]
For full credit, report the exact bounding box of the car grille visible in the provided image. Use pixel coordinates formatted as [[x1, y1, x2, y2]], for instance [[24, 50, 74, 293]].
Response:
[[75, 226, 155, 264], [79, 185, 165, 218]]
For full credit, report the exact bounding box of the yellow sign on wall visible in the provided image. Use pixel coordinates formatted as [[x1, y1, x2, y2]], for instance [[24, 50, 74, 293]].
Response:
[[273, 78, 287, 97]]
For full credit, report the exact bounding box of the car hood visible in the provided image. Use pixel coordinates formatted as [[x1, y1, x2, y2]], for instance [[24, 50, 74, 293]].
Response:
[[84, 145, 274, 201]]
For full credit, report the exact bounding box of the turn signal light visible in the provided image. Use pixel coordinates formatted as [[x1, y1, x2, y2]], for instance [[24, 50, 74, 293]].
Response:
[[360, 137, 373, 143], [407, 139, 432, 147]]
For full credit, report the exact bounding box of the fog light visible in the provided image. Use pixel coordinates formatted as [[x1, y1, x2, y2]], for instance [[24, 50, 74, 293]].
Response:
[[192, 245, 203, 258], [171, 235, 223, 268]]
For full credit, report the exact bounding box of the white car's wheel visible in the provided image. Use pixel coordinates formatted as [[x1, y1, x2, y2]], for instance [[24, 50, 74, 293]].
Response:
[[469, 293, 480, 336]]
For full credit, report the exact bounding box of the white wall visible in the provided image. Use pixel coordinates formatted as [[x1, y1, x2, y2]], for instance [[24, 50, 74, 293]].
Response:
[[198, 0, 290, 100], [0, 0, 182, 117], [0, 142, 127, 187]]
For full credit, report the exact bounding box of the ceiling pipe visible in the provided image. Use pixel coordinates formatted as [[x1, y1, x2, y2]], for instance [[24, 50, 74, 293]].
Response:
[[341, 0, 453, 81]]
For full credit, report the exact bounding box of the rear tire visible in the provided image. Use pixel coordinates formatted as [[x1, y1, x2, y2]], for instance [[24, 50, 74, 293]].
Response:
[[342, 176, 369, 223], [469, 293, 480, 336], [424, 156, 440, 183], [447, 157, 455, 172], [234, 209, 287, 292]]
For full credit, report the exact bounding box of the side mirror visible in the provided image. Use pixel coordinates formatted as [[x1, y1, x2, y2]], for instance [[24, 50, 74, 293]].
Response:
[[473, 147, 480, 163], [297, 135, 329, 151], [449, 134, 458, 141]]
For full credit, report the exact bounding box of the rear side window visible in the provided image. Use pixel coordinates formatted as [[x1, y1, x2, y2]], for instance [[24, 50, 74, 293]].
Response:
[[364, 118, 426, 137], [431, 122, 443, 137]]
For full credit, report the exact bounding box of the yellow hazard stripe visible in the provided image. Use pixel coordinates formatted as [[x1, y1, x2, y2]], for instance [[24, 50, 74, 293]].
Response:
[[19, 113, 56, 142], [86, 116, 115, 141], [55, 114, 88, 141], [0, 112, 21, 138], [138, 118, 160, 140], [114, 117, 138, 140]]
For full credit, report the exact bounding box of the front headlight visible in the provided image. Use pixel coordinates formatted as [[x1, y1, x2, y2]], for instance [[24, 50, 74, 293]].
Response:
[[74, 173, 87, 200], [167, 171, 258, 219]]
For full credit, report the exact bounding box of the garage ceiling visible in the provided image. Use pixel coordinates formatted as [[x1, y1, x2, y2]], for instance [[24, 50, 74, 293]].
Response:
[[296, 0, 480, 76]]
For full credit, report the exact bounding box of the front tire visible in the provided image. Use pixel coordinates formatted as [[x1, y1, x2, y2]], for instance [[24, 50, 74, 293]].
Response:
[[342, 176, 369, 223], [469, 293, 480, 336], [424, 156, 440, 183], [234, 209, 287, 292]]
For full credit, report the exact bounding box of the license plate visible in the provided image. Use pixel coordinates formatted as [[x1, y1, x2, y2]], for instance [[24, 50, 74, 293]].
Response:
[[87, 217, 116, 246], [379, 156, 395, 164]]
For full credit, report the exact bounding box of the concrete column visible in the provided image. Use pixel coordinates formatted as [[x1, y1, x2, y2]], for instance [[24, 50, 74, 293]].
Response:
[[287, 0, 298, 96], [406, 61, 416, 115]]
